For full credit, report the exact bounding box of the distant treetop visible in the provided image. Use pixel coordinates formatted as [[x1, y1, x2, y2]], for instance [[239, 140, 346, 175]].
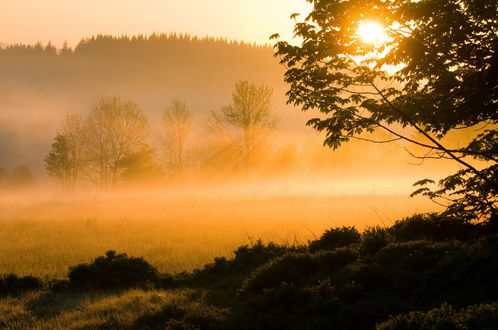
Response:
[[0, 33, 270, 57]]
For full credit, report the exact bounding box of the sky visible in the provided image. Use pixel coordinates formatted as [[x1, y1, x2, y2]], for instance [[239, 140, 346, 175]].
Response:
[[0, 0, 312, 47]]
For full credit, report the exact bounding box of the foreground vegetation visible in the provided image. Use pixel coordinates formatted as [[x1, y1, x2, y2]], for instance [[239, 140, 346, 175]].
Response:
[[1, 212, 497, 329]]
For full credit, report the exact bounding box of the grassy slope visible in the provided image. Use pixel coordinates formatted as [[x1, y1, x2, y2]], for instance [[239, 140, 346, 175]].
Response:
[[0, 289, 227, 329]]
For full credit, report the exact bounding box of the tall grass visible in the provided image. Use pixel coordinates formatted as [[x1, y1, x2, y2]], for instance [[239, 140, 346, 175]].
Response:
[[0, 185, 437, 279]]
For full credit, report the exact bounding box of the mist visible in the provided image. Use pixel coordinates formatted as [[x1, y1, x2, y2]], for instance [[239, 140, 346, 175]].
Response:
[[0, 33, 457, 279], [1, 0, 496, 328]]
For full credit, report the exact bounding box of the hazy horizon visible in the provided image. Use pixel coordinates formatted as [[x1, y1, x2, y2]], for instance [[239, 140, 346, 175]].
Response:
[[0, 0, 312, 48]]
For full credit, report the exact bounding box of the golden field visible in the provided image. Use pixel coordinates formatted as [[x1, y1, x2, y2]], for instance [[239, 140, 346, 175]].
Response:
[[0, 178, 438, 279]]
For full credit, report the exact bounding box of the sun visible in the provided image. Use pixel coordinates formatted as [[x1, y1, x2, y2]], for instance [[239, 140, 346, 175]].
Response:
[[357, 21, 387, 44]]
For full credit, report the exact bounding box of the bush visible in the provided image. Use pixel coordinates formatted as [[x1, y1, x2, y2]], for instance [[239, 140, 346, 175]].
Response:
[[68, 250, 158, 289], [377, 301, 498, 330], [0, 274, 44, 297], [309, 226, 361, 252], [318, 248, 359, 275], [390, 213, 477, 242], [231, 240, 294, 272], [359, 226, 390, 255], [134, 299, 229, 330], [241, 253, 317, 293], [191, 240, 292, 284], [333, 262, 389, 291], [373, 240, 459, 271], [242, 248, 357, 293]]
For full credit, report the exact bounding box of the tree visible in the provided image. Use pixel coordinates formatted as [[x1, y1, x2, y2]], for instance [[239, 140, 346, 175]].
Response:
[[45, 113, 86, 191], [158, 100, 192, 176], [85, 96, 150, 189], [45, 134, 72, 190], [118, 144, 164, 186], [44, 42, 57, 56], [59, 41, 72, 56], [207, 80, 277, 168], [274, 0, 497, 221]]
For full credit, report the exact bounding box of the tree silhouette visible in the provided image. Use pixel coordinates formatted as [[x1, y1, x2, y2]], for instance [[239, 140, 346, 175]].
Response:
[[274, 0, 497, 221], [207, 81, 277, 168], [45, 134, 72, 191], [118, 144, 163, 186], [159, 100, 192, 176], [45, 113, 86, 192], [85, 96, 150, 189]]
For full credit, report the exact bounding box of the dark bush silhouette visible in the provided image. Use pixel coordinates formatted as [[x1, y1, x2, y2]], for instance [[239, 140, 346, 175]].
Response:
[[68, 250, 158, 289], [241, 253, 317, 294], [177, 240, 298, 306], [242, 248, 357, 293], [378, 302, 498, 330], [372, 240, 460, 271], [228, 221, 498, 329], [191, 240, 293, 284], [389, 213, 477, 242], [133, 300, 229, 330], [359, 226, 390, 255], [309, 226, 360, 252], [221, 240, 291, 274], [0, 274, 43, 297]]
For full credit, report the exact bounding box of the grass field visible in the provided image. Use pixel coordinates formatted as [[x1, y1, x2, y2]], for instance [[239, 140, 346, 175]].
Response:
[[0, 179, 438, 279]]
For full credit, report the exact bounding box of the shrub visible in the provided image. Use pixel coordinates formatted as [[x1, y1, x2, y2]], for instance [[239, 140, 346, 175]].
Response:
[[377, 301, 498, 330], [309, 226, 361, 252], [373, 240, 459, 271], [242, 248, 357, 293], [155, 273, 176, 289], [317, 248, 359, 275], [359, 226, 390, 255], [192, 240, 292, 283], [390, 213, 477, 242], [134, 299, 229, 330], [0, 274, 44, 297], [231, 240, 294, 271], [68, 250, 158, 289], [241, 253, 317, 293], [333, 262, 389, 291]]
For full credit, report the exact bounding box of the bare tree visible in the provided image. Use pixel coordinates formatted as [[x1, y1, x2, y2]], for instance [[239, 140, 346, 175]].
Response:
[[158, 100, 192, 176], [45, 113, 86, 191], [207, 80, 276, 168], [85, 96, 150, 189]]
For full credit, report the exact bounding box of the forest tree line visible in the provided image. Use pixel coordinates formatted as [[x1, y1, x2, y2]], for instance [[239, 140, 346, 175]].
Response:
[[0, 34, 278, 89]]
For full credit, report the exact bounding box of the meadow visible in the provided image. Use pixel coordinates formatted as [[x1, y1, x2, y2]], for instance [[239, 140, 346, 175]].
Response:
[[0, 178, 437, 279]]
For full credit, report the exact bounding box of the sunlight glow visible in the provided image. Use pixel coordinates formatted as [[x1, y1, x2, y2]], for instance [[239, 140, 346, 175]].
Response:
[[357, 21, 387, 44]]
